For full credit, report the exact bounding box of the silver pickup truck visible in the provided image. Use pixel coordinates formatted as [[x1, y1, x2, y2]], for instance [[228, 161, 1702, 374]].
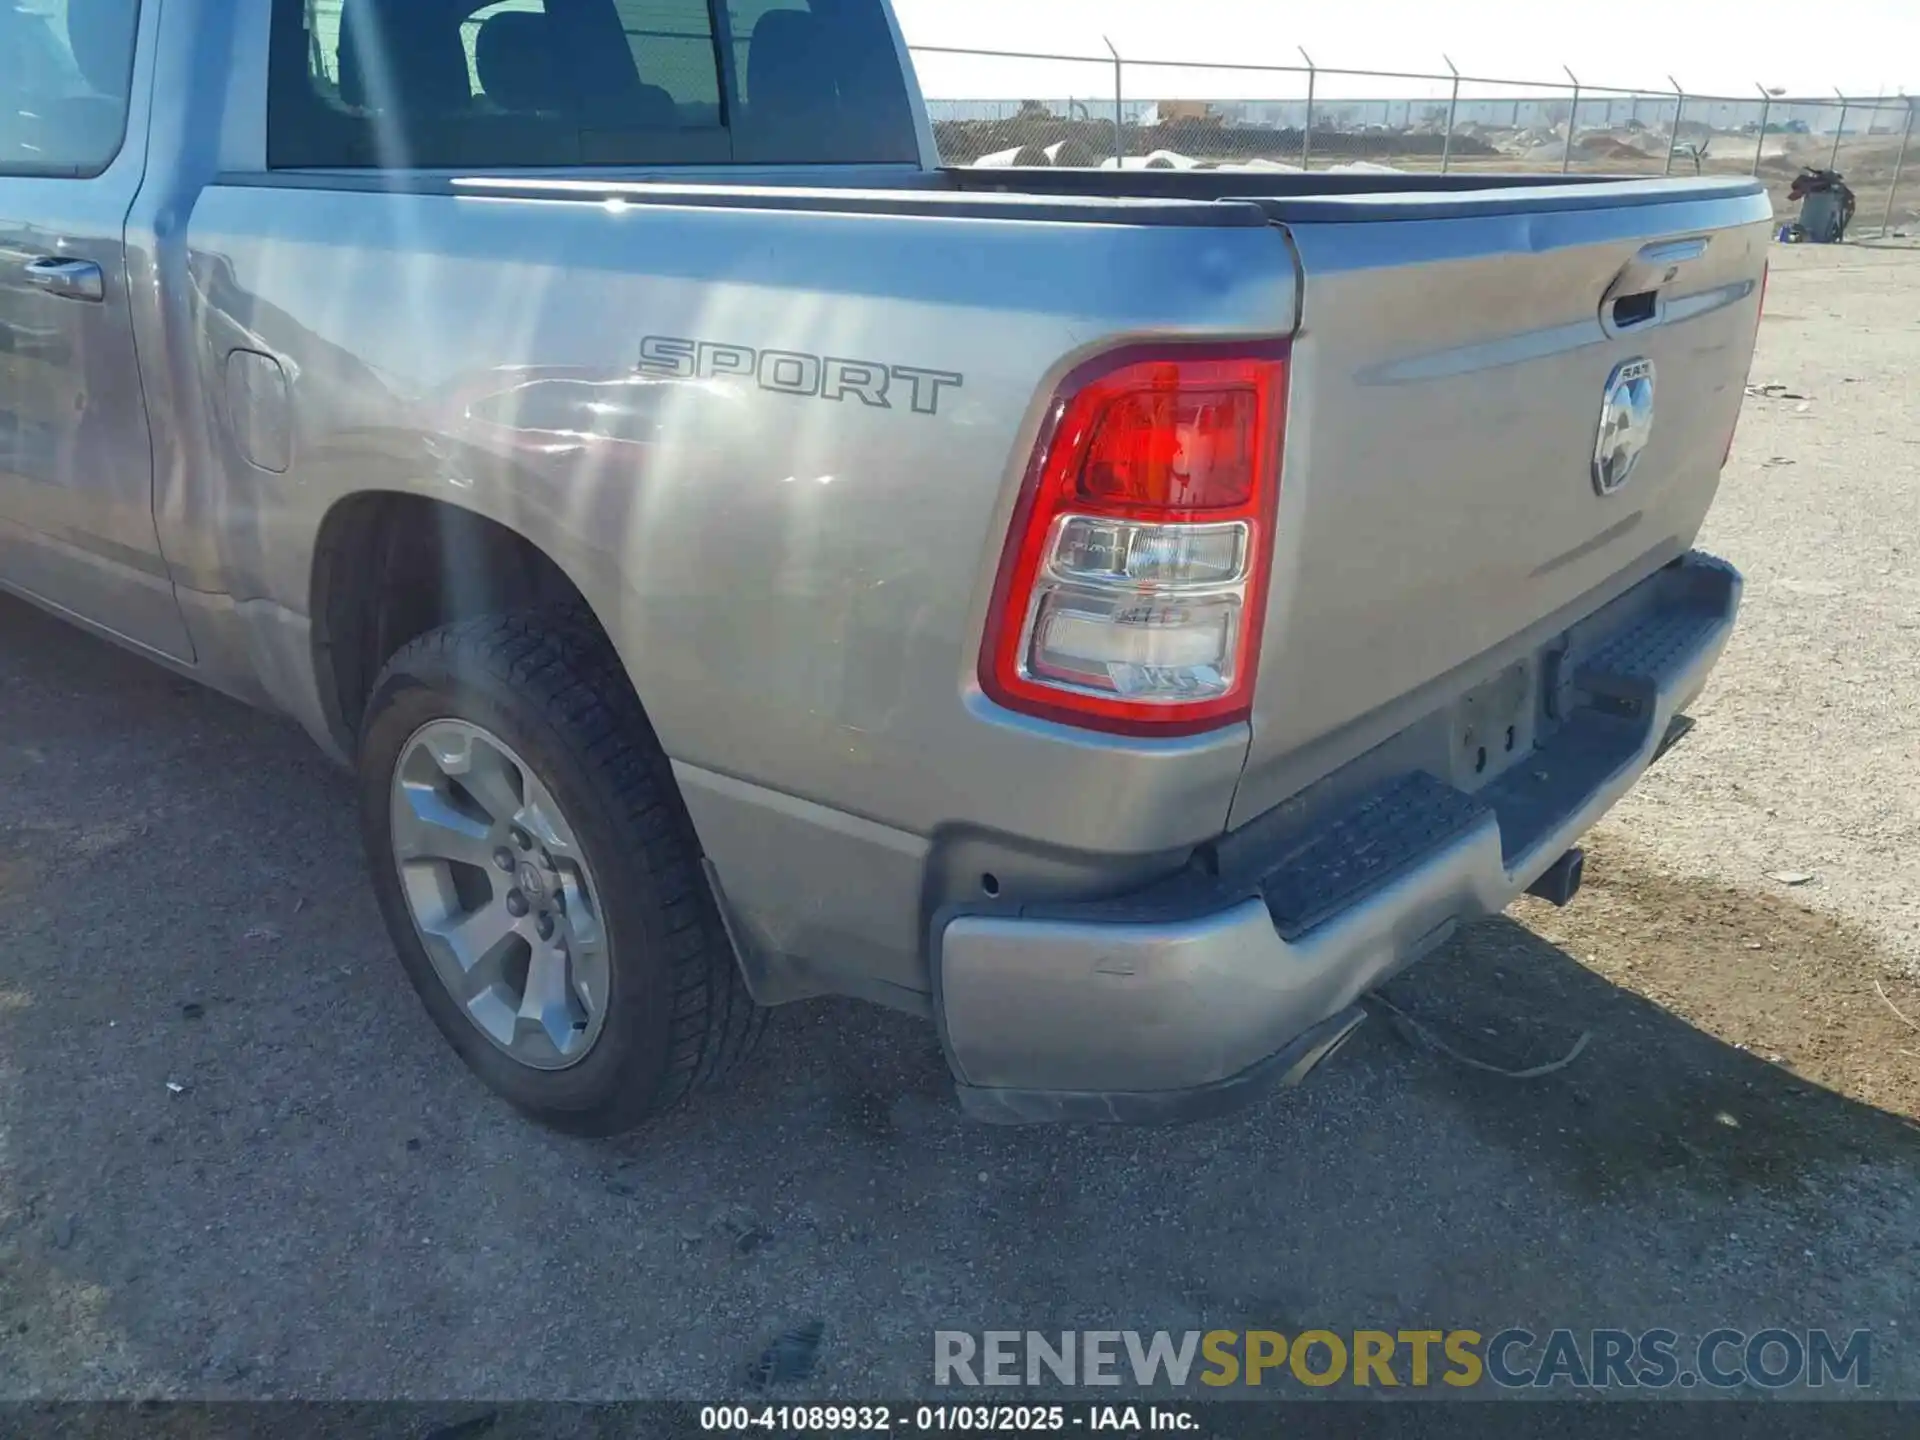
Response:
[[2, 0, 1766, 1133]]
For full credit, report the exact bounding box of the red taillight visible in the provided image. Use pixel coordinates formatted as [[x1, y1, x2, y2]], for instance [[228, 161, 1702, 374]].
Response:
[[980, 344, 1288, 735], [1077, 378, 1261, 509]]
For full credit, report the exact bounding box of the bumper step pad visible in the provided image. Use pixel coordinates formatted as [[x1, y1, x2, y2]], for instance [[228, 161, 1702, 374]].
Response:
[[1261, 771, 1484, 940], [1262, 555, 1740, 930]]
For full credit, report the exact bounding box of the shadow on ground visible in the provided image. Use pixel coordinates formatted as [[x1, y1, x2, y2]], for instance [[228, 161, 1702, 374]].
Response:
[[1381, 906, 1920, 1201]]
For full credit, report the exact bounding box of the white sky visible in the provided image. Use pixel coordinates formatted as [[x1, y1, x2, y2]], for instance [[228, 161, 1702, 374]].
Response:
[[892, 0, 1920, 102]]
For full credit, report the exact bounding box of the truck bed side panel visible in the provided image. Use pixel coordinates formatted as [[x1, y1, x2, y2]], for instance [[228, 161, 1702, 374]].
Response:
[[174, 184, 1297, 988]]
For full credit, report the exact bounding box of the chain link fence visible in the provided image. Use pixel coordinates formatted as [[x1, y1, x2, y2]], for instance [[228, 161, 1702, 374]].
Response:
[[912, 44, 1919, 238]]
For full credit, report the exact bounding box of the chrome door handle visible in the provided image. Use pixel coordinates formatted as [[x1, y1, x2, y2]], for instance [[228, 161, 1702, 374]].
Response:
[[1605, 237, 1710, 300], [1600, 236, 1710, 336], [23, 256, 105, 303], [1635, 237, 1710, 268]]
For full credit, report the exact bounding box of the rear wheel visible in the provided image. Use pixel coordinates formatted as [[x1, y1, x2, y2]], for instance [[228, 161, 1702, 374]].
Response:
[[357, 609, 763, 1134]]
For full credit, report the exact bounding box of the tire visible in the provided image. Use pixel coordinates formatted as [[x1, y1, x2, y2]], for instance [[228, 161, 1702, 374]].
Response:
[[357, 607, 764, 1134]]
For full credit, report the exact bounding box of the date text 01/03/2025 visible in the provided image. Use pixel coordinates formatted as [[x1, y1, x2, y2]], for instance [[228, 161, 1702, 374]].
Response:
[[698, 1404, 1200, 1432]]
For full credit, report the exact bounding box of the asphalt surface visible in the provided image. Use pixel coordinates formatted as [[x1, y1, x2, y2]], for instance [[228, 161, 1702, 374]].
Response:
[[1, 244, 1917, 1405]]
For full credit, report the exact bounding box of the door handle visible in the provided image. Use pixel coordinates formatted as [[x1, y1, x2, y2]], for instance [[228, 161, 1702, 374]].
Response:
[[1600, 236, 1710, 336], [1634, 237, 1710, 268], [1605, 237, 1709, 300], [23, 256, 105, 303]]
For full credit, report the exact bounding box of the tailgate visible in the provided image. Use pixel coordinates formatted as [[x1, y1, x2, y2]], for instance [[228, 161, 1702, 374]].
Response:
[[1230, 184, 1770, 825]]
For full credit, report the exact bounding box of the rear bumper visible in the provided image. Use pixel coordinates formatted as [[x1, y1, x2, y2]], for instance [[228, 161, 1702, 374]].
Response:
[[932, 552, 1740, 1124]]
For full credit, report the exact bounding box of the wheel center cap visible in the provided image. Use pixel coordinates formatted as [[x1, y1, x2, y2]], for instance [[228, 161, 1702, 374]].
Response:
[[517, 861, 547, 899]]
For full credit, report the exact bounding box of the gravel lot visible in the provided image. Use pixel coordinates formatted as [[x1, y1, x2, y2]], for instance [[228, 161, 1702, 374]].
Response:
[[1, 242, 1917, 1406]]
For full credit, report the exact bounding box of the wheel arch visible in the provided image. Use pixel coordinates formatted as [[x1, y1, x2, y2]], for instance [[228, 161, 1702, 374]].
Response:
[[308, 490, 620, 754]]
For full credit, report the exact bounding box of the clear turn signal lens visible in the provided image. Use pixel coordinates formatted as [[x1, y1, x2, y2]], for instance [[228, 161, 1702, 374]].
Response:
[[1047, 517, 1248, 588], [1026, 590, 1241, 701]]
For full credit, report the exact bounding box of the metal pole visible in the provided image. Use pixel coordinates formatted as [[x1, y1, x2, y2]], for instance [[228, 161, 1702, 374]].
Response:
[[1102, 36, 1123, 168], [1828, 89, 1849, 171], [1882, 99, 1915, 235], [1298, 47, 1316, 169], [1561, 66, 1579, 174], [1441, 54, 1460, 173], [1753, 82, 1771, 176], [1664, 77, 1684, 175]]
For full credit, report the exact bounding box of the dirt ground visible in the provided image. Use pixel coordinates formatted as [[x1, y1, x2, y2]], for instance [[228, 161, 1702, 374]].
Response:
[[1535, 239, 1920, 1124], [1385, 153, 1913, 231], [1519, 832, 1920, 1128], [0, 236, 1917, 1408], [1333, 134, 1917, 232]]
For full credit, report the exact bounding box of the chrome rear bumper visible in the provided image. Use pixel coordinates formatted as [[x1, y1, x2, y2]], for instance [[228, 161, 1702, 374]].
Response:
[[932, 553, 1740, 1124]]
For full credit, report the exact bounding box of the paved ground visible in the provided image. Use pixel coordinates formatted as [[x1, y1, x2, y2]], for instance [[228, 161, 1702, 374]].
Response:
[[1, 243, 1917, 1405]]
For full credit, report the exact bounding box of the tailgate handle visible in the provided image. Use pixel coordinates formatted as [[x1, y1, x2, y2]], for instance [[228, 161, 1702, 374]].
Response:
[[1601, 237, 1709, 335]]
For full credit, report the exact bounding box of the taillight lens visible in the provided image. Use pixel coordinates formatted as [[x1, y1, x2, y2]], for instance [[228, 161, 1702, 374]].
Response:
[[980, 345, 1288, 734], [1077, 387, 1261, 509]]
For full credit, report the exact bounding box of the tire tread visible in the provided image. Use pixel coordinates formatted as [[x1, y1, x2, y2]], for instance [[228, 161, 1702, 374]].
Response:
[[375, 606, 765, 1120]]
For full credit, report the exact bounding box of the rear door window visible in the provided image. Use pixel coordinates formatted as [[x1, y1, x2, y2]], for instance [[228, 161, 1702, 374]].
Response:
[[0, 0, 140, 177], [270, 0, 916, 168], [276, 0, 730, 167], [721, 0, 916, 164], [612, 1, 724, 129]]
